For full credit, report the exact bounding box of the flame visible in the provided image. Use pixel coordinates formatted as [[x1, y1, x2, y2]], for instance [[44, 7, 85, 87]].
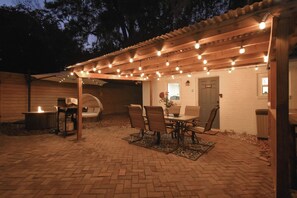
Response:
[[37, 106, 44, 113]]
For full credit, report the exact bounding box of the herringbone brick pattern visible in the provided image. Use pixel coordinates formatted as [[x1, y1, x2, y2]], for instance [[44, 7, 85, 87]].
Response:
[[0, 116, 274, 197]]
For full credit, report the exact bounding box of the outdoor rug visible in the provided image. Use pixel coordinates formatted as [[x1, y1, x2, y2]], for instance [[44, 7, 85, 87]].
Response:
[[122, 133, 215, 161]]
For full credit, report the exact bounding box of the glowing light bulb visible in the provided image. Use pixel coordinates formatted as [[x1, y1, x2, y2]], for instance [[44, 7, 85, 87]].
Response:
[[197, 54, 202, 60], [125, 75, 128, 78], [138, 66, 142, 71], [80, 70, 84, 74], [264, 55, 268, 63], [203, 66, 207, 71], [259, 21, 266, 30], [70, 72, 74, 76], [86, 71, 89, 75], [166, 60, 170, 66], [179, 70, 183, 74], [157, 51, 161, 56], [187, 74, 192, 77], [141, 73, 144, 77], [157, 78, 160, 81], [93, 67, 96, 71], [231, 61, 235, 66], [130, 73, 133, 77], [175, 66, 179, 71], [129, 58, 133, 63], [171, 75, 174, 79], [203, 59, 207, 64], [255, 66, 259, 71], [207, 71, 210, 75], [116, 69, 120, 73], [195, 42, 200, 49], [228, 69, 232, 74], [108, 63, 112, 68], [231, 67, 235, 71], [239, 47, 245, 54], [98, 70, 101, 73]]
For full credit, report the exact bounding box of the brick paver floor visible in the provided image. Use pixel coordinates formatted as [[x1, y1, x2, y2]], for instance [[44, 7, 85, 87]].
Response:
[[0, 115, 274, 197]]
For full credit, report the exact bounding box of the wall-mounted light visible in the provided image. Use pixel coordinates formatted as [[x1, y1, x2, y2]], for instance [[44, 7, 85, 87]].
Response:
[[186, 80, 190, 86]]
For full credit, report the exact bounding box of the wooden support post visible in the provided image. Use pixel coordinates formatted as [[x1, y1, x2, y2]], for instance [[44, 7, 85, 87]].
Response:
[[149, 81, 153, 106], [275, 16, 290, 197], [77, 77, 83, 140]]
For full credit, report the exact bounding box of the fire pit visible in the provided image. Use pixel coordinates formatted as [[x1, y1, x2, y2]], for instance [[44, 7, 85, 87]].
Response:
[[22, 111, 57, 130]]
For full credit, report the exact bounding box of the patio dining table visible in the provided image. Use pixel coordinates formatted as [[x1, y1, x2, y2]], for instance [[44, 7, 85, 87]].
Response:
[[164, 114, 199, 145]]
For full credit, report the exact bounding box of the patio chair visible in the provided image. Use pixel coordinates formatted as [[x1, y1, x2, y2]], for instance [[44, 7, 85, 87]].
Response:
[[184, 105, 200, 127], [186, 106, 219, 143], [144, 106, 175, 145], [128, 106, 150, 142], [82, 93, 103, 121]]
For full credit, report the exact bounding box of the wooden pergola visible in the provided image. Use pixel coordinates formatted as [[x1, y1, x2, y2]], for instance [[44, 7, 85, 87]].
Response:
[[67, 0, 297, 197]]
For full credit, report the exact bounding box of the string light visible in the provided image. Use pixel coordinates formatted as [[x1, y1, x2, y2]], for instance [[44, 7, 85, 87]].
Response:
[[187, 73, 192, 77], [197, 54, 202, 60], [108, 63, 112, 68], [117, 74, 120, 77], [239, 43, 245, 54], [157, 50, 161, 56], [141, 73, 144, 77], [138, 66, 142, 71], [228, 69, 232, 73], [86, 71, 89, 75], [129, 58, 134, 63], [98, 70, 101, 73], [157, 78, 160, 81], [171, 75, 174, 79], [203, 66, 207, 71], [231, 67, 235, 71], [207, 70, 210, 75], [116, 69, 120, 73], [125, 75, 128, 78], [179, 70, 183, 74], [231, 60, 236, 66], [203, 59, 207, 64], [166, 60, 170, 66], [92, 67, 96, 72], [259, 21, 266, 30], [175, 66, 180, 71], [195, 41, 200, 49], [80, 70, 84, 74], [264, 55, 268, 63], [255, 66, 259, 71], [70, 72, 74, 76], [130, 73, 133, 77]]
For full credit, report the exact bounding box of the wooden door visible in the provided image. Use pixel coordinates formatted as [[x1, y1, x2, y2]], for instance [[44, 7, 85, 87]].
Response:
[[198, 77, 220, 128]]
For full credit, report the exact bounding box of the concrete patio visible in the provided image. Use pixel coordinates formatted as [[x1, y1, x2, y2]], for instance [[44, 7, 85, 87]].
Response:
[[0, 115, 274, 197]]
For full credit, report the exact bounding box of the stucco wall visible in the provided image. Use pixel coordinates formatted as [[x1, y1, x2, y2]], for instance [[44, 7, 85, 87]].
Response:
[[143, 66, 269, 135]]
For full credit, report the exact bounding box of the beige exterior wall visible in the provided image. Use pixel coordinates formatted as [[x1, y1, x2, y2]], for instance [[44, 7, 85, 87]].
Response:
[[143, 66, 269, 135]]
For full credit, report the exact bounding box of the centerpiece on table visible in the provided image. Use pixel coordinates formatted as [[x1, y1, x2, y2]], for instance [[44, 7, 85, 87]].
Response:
[[159, 91, 174, 115]]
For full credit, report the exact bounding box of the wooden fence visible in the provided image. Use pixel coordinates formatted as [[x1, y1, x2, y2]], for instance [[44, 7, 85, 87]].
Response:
[[0, 72, 142, 122]]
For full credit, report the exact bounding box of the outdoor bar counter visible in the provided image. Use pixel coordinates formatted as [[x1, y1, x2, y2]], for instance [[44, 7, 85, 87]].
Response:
[[23, 111, 57, 130]]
